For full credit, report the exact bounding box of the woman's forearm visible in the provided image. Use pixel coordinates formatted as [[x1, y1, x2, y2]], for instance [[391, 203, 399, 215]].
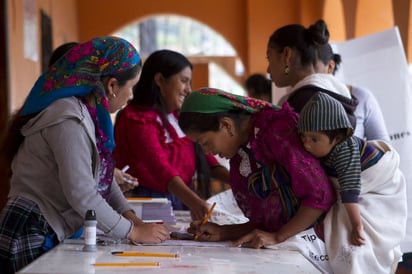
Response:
[[167, 176, 204, 208], [275, 206, 324, 242], [220, 222, 255, 240]]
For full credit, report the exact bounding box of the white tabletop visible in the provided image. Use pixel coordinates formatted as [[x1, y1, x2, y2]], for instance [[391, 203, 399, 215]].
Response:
[[17, 242, 321, 274]]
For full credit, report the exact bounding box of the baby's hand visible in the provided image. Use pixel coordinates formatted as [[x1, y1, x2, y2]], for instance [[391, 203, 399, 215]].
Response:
[[351, 224, 365, 246]]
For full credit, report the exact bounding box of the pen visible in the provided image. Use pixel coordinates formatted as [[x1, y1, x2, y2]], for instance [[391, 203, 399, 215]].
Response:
[[194, 202, 216, 240], [143, 220, 164, 224], [121, 165, 134, 185], [121, 165, 130, 173], [112, 251, 179, 258], [127, 197, 153, 201], [93, 262, 160, 267]]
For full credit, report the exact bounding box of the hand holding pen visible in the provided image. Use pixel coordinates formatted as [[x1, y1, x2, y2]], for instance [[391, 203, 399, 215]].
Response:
[[114, 165, 138, 192], [194, 202, 216, 240]]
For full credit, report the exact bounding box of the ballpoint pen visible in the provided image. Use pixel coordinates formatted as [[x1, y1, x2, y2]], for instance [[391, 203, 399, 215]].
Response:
[[121, 165, 134, 185], [194, 202, 216, 240]]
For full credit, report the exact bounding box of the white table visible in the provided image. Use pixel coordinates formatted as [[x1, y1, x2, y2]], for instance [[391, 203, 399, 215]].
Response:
[[17, 242, 321, 274]]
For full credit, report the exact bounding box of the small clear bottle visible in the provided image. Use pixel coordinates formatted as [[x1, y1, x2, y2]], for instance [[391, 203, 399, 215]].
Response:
[[83, 209, 97, 252]]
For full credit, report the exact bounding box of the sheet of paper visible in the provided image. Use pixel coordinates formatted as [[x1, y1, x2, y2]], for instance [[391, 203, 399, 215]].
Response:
[[207, 189, 249, 225]]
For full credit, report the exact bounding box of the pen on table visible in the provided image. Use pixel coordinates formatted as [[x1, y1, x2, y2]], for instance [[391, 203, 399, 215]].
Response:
[[194, 202, 216, 240], [93, 262, 160, 267], [112, 251, 179, 258]]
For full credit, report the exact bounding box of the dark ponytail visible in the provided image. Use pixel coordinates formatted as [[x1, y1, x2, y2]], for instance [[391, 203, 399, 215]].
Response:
[[193, 143, 212, 199], [268, 19, 331, 67]]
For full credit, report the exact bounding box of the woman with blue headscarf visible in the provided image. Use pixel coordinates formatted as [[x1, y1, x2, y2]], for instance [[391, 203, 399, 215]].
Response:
[[0, 37, 169, 274]]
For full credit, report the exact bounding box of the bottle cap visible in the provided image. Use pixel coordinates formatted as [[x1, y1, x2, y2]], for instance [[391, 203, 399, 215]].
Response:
[[85, 209, 96, 221]]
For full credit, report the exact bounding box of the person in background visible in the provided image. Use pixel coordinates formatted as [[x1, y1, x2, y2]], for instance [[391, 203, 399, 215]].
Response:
[[49, 41, 138, 193], [298, 92, 406, 274], [315, 43, 390, 142], [269, 19, 358, 124], [0, 37, 170, 274], [244, 73, 272, 102], [178, 88, 335, 247], [113, 49, 230, 220]]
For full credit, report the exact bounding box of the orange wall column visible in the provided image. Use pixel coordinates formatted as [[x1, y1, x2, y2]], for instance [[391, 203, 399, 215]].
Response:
[[192, 63, 209, 90], [393, 0, 412, 63]]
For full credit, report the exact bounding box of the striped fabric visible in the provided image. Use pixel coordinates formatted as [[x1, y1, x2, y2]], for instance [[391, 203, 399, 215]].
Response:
[[0, 196, 56, 274], [322, 136, 383, 203], [357, 137, 384, 170], [322, 137, 361, 203], [298, 92, 353, 135]]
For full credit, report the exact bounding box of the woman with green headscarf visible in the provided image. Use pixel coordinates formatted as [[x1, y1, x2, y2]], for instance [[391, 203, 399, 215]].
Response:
[[179, 88, 335, 247], [0, 37, 169, 274]]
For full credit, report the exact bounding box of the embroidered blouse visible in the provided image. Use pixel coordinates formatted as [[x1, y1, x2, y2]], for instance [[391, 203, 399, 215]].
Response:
[[113, 105, 219, 193], [230, 105, 336, 232]]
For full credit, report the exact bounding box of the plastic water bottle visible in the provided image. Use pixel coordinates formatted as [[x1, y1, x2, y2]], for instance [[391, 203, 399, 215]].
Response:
[[83, 209, 97, 252]]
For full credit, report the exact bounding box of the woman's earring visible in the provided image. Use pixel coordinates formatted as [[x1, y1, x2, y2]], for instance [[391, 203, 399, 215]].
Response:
[[110, 93, 117, 99], [284, 65, 290, 75]]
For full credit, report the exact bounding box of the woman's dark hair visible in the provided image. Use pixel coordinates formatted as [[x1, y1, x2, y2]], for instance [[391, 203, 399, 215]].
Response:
[[331, 54, 342, 74], [179, 112, 222, 133], [316, 43, 342, 75], [48, 42, 80, 66], [0, 109, 36, 180], [179, 110, 251, 134], [130, 49, 192, 111], [245, 74, 272, 100], [108, 61, 142, 87], [268, 19, 330, 67]]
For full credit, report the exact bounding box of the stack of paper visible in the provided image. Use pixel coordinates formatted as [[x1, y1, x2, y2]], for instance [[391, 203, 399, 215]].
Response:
[[127, 198, 176, 225]]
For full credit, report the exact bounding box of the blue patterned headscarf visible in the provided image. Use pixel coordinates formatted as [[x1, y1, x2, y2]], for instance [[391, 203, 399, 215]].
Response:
[[21, 36, 141, 152], [21, 36, 140, 200]]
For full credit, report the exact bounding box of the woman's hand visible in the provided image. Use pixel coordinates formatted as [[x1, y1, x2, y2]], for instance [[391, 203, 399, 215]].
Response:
[[232, 229, 279, 248], [189, 200, 210, 221], [128, 223, 170, 244], [166, 176, 210, 221], [187, 220, 226, 241], [114, 167, 138, 192]]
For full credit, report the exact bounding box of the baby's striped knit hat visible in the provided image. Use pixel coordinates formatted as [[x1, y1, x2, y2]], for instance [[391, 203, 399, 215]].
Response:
[[298, 92, 353, 135]]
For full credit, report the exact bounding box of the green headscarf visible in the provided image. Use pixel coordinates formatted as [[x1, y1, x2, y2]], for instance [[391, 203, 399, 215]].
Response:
[[181, 87, 280, 113]]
